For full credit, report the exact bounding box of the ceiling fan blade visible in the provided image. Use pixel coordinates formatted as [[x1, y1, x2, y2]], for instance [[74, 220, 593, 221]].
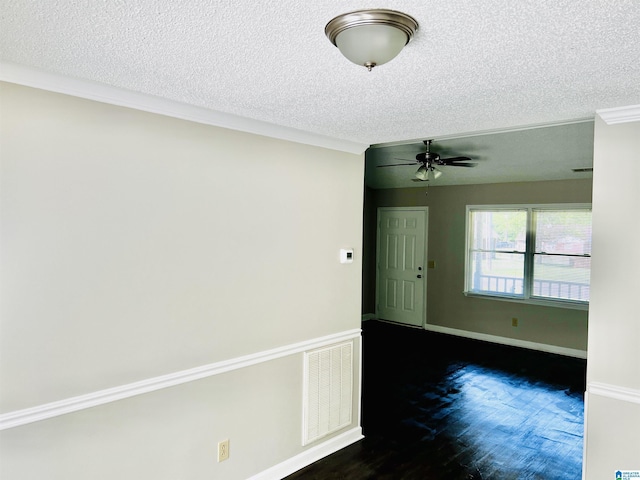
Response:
[[377, 162, 418, 168], [447, 162, 477, 167], [411, 178, 428, 182], [438, 156, 477, 167], [438, 156, 473, 163]]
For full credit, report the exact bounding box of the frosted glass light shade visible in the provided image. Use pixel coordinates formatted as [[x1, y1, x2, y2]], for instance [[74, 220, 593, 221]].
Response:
[[335, 24, 409, 69], [415, 165, 443, 181], [415, 165, 429, 180], [326, 9, 418, 71]]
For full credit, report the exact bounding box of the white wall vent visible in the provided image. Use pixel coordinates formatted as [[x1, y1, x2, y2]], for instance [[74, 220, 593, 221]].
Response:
[[302, 341, 353, 445]]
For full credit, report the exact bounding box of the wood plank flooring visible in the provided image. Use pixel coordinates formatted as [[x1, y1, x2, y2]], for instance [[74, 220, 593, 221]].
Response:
[[285, 320, 586, 480]]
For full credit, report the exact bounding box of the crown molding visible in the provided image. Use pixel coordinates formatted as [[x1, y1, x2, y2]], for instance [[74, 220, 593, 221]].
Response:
[[597, 104, 640, 125], [369, 117, 595, 149], [0, 61, 368, 155]]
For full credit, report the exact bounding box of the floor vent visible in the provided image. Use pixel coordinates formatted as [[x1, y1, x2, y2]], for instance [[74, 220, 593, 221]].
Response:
[[302, 341, 353, 445]]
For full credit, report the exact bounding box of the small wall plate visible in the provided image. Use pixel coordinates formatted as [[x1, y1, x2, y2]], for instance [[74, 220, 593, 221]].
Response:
[[340, 248, 354, 264]]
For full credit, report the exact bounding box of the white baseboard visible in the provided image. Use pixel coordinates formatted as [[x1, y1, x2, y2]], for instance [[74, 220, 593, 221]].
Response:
[[248, 427, 363, 480], [424, 323, 587, 359]]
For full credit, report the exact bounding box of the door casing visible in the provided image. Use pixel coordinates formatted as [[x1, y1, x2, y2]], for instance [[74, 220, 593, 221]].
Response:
[[375, 206, 428, 328]]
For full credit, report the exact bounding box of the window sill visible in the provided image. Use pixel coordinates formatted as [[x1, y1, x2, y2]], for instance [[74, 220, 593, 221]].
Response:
[[463, 292, 589, 311]]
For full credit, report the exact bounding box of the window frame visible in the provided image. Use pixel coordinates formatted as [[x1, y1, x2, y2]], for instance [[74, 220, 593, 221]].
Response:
[[464, 203, 592, 310]]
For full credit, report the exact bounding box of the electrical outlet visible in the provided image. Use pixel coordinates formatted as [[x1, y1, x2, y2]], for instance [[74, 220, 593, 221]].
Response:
[[218, 439, 229, 462], [512, 317, 518, 327]]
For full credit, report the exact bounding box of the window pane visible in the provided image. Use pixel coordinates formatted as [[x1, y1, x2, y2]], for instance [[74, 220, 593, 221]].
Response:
[[470, 210, 526, 251], [467, 206, 591, 305], [470, 251, 524, 296], [533, 255, 591, 301], [534, 210, 592, 255], [533, 209, 591, 302]]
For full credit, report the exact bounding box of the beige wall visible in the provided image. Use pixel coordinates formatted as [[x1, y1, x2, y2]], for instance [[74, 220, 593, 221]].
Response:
[[0, 82, 364, 478], [583, 115, 640, 478], [364, 178, 592, 352]]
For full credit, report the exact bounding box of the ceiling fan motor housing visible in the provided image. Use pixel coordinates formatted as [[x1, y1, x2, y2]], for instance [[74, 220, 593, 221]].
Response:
[[375, 139, 476, 176], [416, 152, 440, 164]]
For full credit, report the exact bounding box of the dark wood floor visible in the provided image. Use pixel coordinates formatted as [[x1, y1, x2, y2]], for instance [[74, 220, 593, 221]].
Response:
[[286, 320, 586, 480]]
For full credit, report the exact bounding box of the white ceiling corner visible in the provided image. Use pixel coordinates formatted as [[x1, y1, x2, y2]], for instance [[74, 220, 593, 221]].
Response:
[[1, 0, 639, 186], [0, 61, 368, 155], [597, 104, 640, 125]]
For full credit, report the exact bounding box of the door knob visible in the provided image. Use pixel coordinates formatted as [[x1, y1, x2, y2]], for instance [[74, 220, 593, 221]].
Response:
[[417, 274, 422, 279]]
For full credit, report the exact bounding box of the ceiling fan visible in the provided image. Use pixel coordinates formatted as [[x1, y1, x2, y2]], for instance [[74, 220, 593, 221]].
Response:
[[377, 140, 477, 181]]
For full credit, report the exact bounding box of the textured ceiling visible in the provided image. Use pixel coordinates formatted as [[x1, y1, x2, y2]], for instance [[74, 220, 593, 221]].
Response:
[[1, 1, 639, 186]]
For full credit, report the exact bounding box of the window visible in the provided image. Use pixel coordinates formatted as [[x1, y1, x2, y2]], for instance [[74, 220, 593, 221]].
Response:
[[465, 205, 592, 308]]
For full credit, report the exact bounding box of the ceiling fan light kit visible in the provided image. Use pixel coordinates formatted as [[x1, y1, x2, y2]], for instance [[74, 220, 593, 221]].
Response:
[[414, 165, 442, 182], [325, 9, 418, 71], [415, 164, 429, 181], [378, 139, 477, 183]]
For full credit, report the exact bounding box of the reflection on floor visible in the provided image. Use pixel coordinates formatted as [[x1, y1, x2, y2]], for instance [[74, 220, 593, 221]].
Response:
[[285, 320, 586, 480]]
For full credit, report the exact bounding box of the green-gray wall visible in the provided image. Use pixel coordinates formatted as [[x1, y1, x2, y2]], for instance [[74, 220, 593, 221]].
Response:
[[363, 178, 592, 352]]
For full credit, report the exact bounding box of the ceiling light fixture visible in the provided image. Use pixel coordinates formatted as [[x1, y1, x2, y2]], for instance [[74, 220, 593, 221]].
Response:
[[325, 9, 418, 71], [415, 164, 442, 181], [415, 165, 429, 181]]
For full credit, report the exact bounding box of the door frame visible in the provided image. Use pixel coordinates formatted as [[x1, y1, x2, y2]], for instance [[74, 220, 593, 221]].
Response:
[[375, 206, 429, 328]]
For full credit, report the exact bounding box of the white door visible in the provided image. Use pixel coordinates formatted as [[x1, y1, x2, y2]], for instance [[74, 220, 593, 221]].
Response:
[[376, 207, 427, 327]]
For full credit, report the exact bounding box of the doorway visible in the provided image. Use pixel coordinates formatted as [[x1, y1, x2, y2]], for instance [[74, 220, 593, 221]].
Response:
[[375, 207, 428, 327]]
